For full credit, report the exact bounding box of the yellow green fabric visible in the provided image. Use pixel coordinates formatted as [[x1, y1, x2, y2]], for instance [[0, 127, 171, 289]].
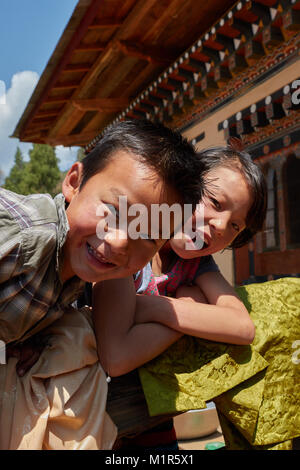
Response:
[[138, 278, 300, 449]]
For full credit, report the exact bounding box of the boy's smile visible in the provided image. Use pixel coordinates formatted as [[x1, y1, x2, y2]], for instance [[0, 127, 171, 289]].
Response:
[[61, 150, 180, 283]]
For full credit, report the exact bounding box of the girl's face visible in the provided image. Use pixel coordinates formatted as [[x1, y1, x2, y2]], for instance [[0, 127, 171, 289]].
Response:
[[170, 165, 253, 259]]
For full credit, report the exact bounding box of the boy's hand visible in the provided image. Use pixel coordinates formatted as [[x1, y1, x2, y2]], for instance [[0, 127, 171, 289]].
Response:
[[6, 335, 49, 377]]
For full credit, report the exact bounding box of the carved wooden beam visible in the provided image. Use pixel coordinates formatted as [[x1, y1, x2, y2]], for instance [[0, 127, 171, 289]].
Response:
[[250, 104, 269, 128], [188, 84, 206, 104], [282, 8, 300, 31], [63, 63, 92, 73], [45, 131, 98, 147], [88, 19, 122, 29], [146, 94, 165, 112], [24, 123, 53, 133], [167, 77, 186, 93], [115, 40, 177, 66], [214, 65, 232, 86], [201, 45, 221, 63], [44, 96, 69, 104], [246, 1, 272, 25], [265, 97, 287, 120], [53, 81, 80, 89], [156, 87, 177, 101], [177, 93, 194, 113], [177, 67, 200, 85], [262, 25, 284, 50], [236, 114, 254, 135], [213, 33, 236, 54], [223, 119, 238, 140], [71, 98, 130, 112], [228, 53, 248, 75], [75, 42, 106, 52], [131, 109, 148, 119], [187, 58, 207, 75], [244, 40, 265, 63], [229, 17, 254, 40], [21, 131, 45, 142], [32, 116, 57, 124], [201, 75, 219, 96], [34, 110, 61, 119], [139, 102, 156, 115]]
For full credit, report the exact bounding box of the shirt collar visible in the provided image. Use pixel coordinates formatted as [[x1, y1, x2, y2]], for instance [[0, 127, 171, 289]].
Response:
[[54, 193, 70, 276]]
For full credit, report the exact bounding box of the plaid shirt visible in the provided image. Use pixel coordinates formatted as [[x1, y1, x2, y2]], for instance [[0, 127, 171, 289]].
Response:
[[0, 188, 85, 344]]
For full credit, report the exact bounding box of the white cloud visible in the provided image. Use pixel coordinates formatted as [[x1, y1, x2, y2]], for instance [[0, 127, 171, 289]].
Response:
[[0, 80, 5, 105], [0, 71, 39, 176], [0, 71, 80, 180]]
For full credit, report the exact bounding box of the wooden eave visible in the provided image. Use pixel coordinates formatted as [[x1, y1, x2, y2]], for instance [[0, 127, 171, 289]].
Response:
[[13, 0, 238, 146], [12, 0, 300, 149]]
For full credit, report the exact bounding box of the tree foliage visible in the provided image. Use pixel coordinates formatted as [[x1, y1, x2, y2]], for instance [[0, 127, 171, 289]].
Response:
[[4, 144, 61, 197], [3, 147, 27, 194], [76, 147, 86, 162]]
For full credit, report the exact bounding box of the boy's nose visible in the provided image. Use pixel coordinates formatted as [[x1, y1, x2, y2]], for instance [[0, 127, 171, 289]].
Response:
[[210, 216, 228, 235], [104, 230, 129, 259]]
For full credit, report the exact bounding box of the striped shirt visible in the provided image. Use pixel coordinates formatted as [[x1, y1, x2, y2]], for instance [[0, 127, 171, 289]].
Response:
[[0, 188, 85, 344]]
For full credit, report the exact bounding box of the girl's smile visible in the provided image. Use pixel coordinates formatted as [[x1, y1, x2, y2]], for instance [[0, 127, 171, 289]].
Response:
[[171, 166, 253, 259]]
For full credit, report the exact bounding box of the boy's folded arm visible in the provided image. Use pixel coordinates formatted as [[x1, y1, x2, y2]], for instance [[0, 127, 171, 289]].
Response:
[[92, 278, 181, 377], [135, 271, 255, 345]]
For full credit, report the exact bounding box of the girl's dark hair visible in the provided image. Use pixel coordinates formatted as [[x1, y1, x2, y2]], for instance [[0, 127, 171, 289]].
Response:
[[197, 143, 267, 249], [80, 119, 205, 209]]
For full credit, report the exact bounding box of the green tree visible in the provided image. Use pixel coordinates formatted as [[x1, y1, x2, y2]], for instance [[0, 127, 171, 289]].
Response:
[[76, 147, 86, 162], [4, 144, 61, 196], [4, 147, 27, 193], [23, 144, 61, 196]]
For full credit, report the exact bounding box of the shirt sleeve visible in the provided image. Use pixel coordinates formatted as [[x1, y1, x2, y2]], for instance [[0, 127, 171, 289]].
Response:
[[0, 206, 24, 282], [0, 199, 57, 344], [193, 255, 220, 281]]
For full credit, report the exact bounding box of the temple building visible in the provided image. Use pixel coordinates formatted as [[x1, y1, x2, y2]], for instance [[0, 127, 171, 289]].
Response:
[[13, 0, 300, 285]]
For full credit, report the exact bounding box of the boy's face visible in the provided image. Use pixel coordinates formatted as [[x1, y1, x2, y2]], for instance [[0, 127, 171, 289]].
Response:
[[61, 150, 180, 283]]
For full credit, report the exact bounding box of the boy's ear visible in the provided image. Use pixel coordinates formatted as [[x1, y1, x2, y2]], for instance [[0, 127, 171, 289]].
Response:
[[62, 162, 83, 202]]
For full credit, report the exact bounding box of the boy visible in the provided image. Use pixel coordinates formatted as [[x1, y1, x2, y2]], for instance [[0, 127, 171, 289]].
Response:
[[0, 119, 204, 449]]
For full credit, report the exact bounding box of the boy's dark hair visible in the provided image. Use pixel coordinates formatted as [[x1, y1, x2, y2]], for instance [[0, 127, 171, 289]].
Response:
[[198, 144, 267, 249], [80, 119, 204, 208]]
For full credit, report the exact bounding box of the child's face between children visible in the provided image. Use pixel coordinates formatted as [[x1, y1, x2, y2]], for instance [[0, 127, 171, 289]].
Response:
[[61, 150, 180, 283], [170, 165, 253, 259]]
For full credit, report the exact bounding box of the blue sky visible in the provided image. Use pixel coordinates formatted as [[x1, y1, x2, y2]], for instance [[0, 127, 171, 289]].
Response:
[[0, 0, 79, 179]]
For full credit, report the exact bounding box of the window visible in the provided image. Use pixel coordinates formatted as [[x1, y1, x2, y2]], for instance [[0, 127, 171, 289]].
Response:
[[284, 154, 300, 248], [263, 167, 280, 250]]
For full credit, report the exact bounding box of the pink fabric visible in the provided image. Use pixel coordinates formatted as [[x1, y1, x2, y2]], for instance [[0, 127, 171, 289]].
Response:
[[143, 257, 202, 297]]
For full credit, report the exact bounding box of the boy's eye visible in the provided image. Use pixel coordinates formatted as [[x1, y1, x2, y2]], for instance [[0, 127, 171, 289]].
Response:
[[232, 222, 240, 232], [103, 203, 119, 217], [211, 198, 221, 210]]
